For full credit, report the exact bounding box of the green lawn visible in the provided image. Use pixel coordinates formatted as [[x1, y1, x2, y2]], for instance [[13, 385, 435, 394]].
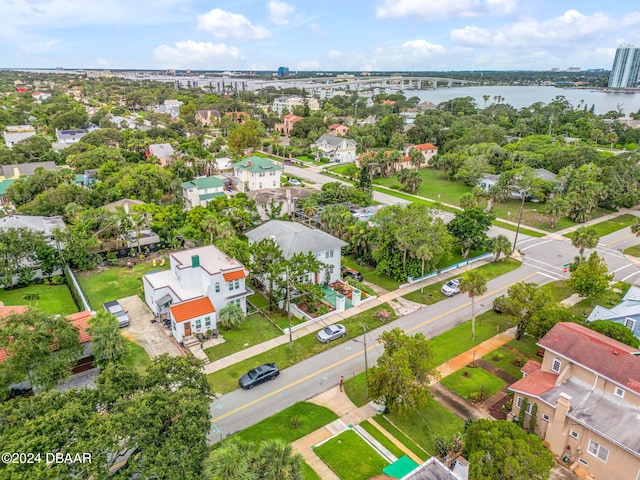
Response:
[[539, 280, 576, 303], [374, 168, 471, 206], [373, 415, 428, 460], [384, 397, 465, 456], [122, 339, 151, 374], [507, 334, 542, 358], [403, 258, 521, 305], [428, 310, 514, 367], [481, 346, 528, 380], [492, 220, 546, 238], [440, 368, 505, 400], [76, 260, 170, 310], [564, 214, 637, 239], [229, 402, 338, 444], [359, 420, 406, 459], [314, 429, 389, 480], [204, 314, 283, 362], [0, 284, 78, 316], [344, 371, 370, 407], [342, 255, 402, 291], [207, 304, 397, 394], [624, 244, 640, 257]]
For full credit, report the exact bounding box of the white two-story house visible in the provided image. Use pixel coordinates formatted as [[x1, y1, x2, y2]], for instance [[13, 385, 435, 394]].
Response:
[[246, 220, 347, 286], [142, 245, 250, 344], [311, 134, 357, 163], [233, 156, 282, 192]]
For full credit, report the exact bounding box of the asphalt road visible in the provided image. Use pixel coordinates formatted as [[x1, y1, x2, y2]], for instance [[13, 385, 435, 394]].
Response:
[[208, 263, 554, 443]]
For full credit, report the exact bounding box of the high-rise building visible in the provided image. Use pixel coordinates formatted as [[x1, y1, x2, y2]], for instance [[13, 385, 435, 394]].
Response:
[[608, 44, 640, 88], [277, 67, 289, 77]]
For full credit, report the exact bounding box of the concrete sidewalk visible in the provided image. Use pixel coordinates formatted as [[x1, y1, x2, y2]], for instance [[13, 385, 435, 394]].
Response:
[[202, 259, 494, 374]]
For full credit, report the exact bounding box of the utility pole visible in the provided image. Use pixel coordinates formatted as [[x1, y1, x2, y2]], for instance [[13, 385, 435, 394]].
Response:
[[286, 265, 292, 346], [363, 323, 369, 399]]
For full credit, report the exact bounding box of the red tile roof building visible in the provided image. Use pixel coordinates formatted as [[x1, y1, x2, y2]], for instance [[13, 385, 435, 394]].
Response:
[[509, 323, 640, 480]]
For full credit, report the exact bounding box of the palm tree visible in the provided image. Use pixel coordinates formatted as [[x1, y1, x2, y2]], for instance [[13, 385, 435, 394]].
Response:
[[218, 303, 246, 330], [459, 270, 488, 341], [415, 245, 434, 293], [256, 439, 303, 480], [543, 197, 569, 229], [89, 310, 129, 368], [571, 225, 599, 260], [491, 234, 513, 262], [201, 213, 219, 245], [203, 440, 257, 480], [631, 217, 640, 238]]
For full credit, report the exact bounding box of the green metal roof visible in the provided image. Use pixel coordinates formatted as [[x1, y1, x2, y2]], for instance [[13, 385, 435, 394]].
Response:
[[180, 176, 225, 190], [0, 179, 17, 196], [199, 192, 226, 201], [383, 456, 419, 479], [234, 156, 279, 173]]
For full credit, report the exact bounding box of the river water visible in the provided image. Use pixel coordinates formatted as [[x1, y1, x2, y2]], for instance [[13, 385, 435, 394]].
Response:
[[406, 85, 640, 116]]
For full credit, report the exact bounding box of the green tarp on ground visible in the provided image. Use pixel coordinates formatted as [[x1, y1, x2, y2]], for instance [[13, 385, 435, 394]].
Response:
[[383, 455, 419, 479]]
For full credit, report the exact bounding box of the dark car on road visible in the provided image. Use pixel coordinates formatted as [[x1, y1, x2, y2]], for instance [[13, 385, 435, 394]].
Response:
[[239, 363, 280, 389], [341, 267, 363, 282]]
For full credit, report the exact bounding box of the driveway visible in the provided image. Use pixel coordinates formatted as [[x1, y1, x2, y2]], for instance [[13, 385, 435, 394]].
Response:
[[118, 295, 182, 358]]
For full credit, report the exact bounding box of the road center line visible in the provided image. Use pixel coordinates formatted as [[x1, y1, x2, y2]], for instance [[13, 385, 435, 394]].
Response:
[[210, 271, 541, 424]]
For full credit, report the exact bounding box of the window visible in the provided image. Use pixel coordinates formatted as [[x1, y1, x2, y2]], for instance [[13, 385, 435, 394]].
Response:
[[195, 319, 202, 329], [569, 429, 579, 440], [588, 440, 609, 462], [526, 403, 533, 414], [542, 413, 550, 422], [215, 283, 220, 293], [614, 387, 625, 398], [259, 182, 262, 188], [578, 458, 588, 466], [259, 172, 265, 177], [325, 249, 334, 259], [516, 396, 522, 408], [228, 281, 235, 291], [272, 181, 276, 187], [551, 357, 562, 373], [625, 317, 636, 330], [234, 280, 240, 290], [205, 317, 211, 327]]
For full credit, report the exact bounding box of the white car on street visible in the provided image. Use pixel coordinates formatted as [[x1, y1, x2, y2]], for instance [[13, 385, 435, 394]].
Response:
[[441, 278, 461, 297]]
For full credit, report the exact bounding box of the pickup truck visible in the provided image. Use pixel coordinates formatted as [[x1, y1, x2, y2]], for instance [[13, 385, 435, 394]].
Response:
[[103, 300, 130, 328]]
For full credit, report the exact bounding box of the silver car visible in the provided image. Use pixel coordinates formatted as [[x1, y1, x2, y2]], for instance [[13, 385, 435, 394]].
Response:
[[441, 278, 461, 297], [317, 324, 347, 343]]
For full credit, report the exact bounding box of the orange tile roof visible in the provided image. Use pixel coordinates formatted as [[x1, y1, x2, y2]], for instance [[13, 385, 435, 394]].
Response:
[[0, 310, 94, 364], [521, 359, 542, 375], [170, 297, 215, 323], [222, 269, 246, 282], [415, 143, 437, 151], [509, 369, 558, 397]]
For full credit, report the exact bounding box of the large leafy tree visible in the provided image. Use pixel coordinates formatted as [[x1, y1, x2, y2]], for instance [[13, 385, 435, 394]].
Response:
[[500, 282, 553, 340], [0, 309, 83, 394], [368, 328, 435, 416], [464, 419, 554, 480], [569, 252, 612, 300], [89, 310, 129, 368], [227, 120, 263, 156], [0, 355, 211, 479], [447, 208, 495, 258], [249, 238, 285, 311], [460, 270, 488, 341], [0, 227, 50, 287], [587, 320, 640, 348]]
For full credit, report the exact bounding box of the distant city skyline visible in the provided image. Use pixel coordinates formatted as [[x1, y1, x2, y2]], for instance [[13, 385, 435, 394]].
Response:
[[1, 1, 639, 71]]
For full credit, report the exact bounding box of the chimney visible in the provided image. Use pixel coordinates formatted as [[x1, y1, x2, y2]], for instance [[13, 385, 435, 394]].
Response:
[[191, 255, 200, 268], [452, 457, 469, 480], [123, 201, 130, 215], [247, 160, 252, 168]]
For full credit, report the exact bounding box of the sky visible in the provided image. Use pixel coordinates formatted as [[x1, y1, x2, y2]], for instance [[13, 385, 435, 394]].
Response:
[[1, 0, 640, 71]]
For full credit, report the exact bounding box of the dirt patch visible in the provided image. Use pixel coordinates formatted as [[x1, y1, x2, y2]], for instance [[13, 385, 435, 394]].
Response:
[[488, 394, 510, 420]]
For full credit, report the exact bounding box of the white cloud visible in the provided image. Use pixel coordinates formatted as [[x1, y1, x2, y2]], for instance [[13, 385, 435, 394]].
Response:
[[309, 23, 324, 34], [401, 39, 446, 55], [197, 8, 271, 40], [153, 40, 243, 68], [19, 39, 63, 56], [451, 10, 621, 48], [0, 0, 188, 28], [376, 0, 516, 20], [268, 1, 295, 25]]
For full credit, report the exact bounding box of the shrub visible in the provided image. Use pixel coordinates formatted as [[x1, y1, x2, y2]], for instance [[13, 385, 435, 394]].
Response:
[[290, 415, 301, 428], [106, 251, 119, 266], [51, 275, 65, 285], [374, 310, 391, 323], [469, 391, 484, 403]]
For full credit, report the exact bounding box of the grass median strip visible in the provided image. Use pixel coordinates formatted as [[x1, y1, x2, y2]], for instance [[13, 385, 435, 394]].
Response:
[[373, 415, 427, 460], [359, 420, 406, 459], [403, 258, 521, 305], [493, 220, 545, 238], [207, 304, 396, 394], [564, 213, 637, 239]]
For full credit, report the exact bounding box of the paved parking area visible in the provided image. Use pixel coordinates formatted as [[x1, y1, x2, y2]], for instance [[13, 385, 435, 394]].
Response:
[[118, 295, 182, 358]]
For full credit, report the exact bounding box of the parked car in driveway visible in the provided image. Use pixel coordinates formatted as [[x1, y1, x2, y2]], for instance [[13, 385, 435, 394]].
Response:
[[441, 278, 461, 297], [341, 266, 363, 281], [239, 363, 280, 389], [103, 300, 130, 327], [316, 324, 347, 343]]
